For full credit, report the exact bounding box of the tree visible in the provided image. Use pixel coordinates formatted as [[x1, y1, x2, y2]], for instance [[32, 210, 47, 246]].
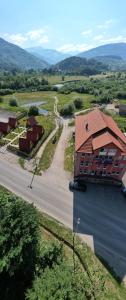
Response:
[[60, 103, 75, 116], [0, 96, 3, 103], [74, 98, 83, 109], [9, 98, 18, 106], [0, 194, 39, 299], [26, 262, 89, 300], [28, 105, 39, 116]]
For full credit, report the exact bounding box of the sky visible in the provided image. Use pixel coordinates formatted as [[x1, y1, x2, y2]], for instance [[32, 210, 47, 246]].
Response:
[[0, 0, 126, 53]]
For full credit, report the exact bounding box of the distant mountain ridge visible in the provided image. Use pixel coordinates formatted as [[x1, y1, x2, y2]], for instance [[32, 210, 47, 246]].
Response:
[[51, 56, 108, 75], [0, 38, 49, 71], [26, 47, 70, 64], [78, 43, 126, 60]]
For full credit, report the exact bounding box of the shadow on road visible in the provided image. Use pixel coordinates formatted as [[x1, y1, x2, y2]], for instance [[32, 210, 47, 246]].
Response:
[[73, 182, 126, 282]]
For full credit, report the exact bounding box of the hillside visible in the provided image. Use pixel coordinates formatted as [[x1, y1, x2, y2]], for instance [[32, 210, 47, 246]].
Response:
[[94, 55, 126, 71], [0, 38, 49, 71], [52, 56, 108, 75], [26, 47, 70, 64], [78, 42, 126, 60]]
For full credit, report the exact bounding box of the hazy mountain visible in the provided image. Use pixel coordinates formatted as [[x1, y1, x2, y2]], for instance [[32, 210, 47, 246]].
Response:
[[52, 56, 108, 75], [0, 38, 49, 71], [92, 55, 126, 71], [78, 43, 126, 60], [26, 47, 70, 64]]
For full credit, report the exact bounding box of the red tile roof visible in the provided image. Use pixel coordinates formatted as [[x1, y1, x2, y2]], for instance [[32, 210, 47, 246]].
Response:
[[75, 109, 126, 153], [92, 132, 123, 151]]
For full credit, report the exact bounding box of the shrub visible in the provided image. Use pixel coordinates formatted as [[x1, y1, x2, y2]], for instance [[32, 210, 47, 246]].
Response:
[[0, 96, 3, 103], [60, 103, 75, 116], [9, 98, 18, 106], [28, 106, 39, 116], [74, 97, 83, 109]]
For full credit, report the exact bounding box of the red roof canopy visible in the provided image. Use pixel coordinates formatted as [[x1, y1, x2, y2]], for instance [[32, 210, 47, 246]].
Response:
[[75, 109, 126, 153]]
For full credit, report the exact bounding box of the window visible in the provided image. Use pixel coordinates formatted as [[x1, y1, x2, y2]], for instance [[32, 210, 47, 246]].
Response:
[[120, 164, 124, 168], [85, 162, 89, 166], [114, 163, 118, 167], [112, 172, 115, 175], [80, 170, 82, 174], [123, 156, 126, 160], [80, 162, 84, 166], [108, 149, 117, 156], [108, 156, 112, 160], [95, 156, 99, 159], [100, 148, 104, 152], [84, 170, 87, 174], [91, 170, 95, 175], [81, 153, 85, 157], [103, 166, 106, 169], [116, 172, 119, 175]]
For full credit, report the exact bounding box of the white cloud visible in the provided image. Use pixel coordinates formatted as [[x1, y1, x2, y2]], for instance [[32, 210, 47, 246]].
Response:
[[97, 19, 115, 29], [1, 28, 50, 47], [99, 35, 126, 44], [26, 29, 49, 44], [4, 33, 28, 47], [57, 43, 93, 53], [93, 34, 104, 41], [81, 29, 92, 36]]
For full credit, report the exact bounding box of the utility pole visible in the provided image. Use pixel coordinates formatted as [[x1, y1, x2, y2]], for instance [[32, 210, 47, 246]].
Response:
[[29, 158, 39, 189]]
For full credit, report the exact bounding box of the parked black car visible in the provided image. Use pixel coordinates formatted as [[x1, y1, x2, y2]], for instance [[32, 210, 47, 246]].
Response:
[[69, 180, 87, 192]]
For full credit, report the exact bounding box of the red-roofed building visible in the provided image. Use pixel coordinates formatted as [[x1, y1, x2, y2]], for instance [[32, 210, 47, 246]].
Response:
[[26, 116, 37, 128], [8, 117, 18, 129], [74, 109, 126, 184], [0, 122, 10, 134]]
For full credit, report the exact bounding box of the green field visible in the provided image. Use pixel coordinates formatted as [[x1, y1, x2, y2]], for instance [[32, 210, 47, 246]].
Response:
[[2, 91, 57, 113], [57, 92, 96, 111]]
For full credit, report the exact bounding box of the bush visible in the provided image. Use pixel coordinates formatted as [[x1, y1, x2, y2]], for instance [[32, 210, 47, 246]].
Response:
[[74, 97, 83, 109], [9, 98, 18, 106], [0, 96, 3, 103], [60, 103, 75, 116], [28, 106, 39, 116]]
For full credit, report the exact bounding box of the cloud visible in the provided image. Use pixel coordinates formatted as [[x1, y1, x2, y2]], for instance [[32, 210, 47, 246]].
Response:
[[97, 19, 115, 30], [4, 33, 27, 47], [100, 35, 126, 44], [93, 34, 104, 41], [57, 43, 93, 53], [26, 29, 49, 44], [81, 29, 92, 36], [2, 28, 50, 47]]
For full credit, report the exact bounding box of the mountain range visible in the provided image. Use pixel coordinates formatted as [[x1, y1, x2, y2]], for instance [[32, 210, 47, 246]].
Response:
[[26, 47, 70, 64], [0, 38, 49, 71], [0, 37, 126, 72]]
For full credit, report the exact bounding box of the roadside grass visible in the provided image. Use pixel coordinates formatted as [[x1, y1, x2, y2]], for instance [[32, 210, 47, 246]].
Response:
[[1, 185, 126, 300], [68, 119, 75, 126], [64, 134, 74, 173], [36, 125, 63, 174], [57, 92, 96, 112], [18, 157, 25, 169], [39, 211, 126, 300]]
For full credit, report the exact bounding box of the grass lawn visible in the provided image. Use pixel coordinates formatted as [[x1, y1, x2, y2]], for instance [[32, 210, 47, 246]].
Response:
[[3, 91, 57, 113], [36, 126, 63, 174], [57, 92, 96, 112], [64, 134, 74, 173]]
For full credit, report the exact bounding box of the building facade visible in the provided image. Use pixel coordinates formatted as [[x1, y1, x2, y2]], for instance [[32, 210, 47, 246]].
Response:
[[74, 109, 126, 184]]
